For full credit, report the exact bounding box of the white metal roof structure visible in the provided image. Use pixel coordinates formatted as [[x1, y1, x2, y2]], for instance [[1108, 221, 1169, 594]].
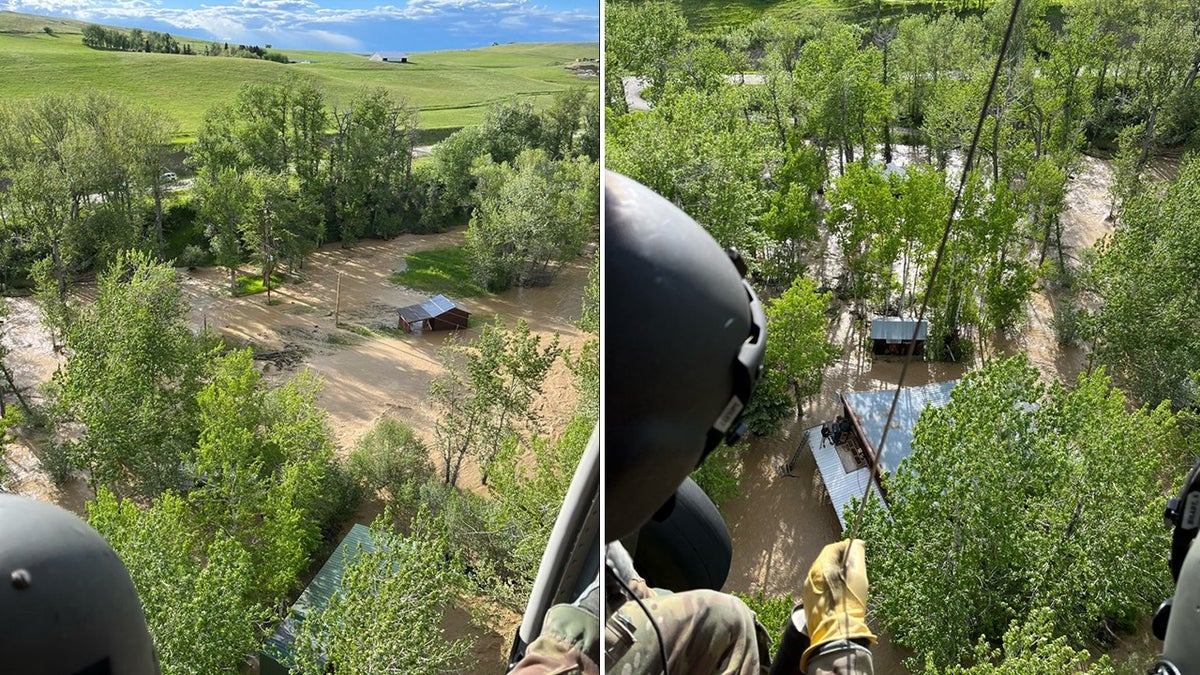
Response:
[[841, 379, 958, 475], [805, 424, 885, 532], [869, 316, 929, 344]]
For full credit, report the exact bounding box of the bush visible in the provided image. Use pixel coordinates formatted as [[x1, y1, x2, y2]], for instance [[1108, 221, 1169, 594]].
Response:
[[348, 418, 434, 510], [690, 444, 743, 507], [312, 460, 363, 540], [177, 244, 207, 269], [41, 441, 75, 486], [735, 591, 797, 647]]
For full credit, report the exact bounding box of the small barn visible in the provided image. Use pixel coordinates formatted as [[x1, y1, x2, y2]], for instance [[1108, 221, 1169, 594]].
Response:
[[260, 524, 376, 675], [869, 316, 928, 356], [397, 294, 469, 333], [369, 51, 408, 63]]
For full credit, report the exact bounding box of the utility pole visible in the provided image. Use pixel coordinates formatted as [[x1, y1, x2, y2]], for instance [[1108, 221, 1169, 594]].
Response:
[[335, 272, 342, 327]]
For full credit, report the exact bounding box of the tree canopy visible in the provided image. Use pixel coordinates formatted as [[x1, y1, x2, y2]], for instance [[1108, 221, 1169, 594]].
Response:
[[859, 356, 1189, 669]]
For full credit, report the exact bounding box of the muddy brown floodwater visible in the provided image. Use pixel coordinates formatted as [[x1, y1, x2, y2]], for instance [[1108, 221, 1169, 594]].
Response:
[[719, 153, 1144, 674]]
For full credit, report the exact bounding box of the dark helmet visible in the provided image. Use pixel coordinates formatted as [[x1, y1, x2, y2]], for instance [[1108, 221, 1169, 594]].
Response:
[[0, 494, 160, 674], [605, 171, 767, 542]]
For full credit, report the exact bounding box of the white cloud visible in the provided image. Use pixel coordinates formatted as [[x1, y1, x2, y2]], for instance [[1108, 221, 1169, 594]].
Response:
[[6, 0, 597, 48]]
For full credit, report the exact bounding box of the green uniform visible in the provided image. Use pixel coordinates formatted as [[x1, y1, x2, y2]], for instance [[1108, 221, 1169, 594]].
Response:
[[512, 592, 874, 674]]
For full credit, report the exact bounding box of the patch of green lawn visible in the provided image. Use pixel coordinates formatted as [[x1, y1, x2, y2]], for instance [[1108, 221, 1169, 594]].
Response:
[[390, 246, 489, 298], [235, 272, 285, 297]]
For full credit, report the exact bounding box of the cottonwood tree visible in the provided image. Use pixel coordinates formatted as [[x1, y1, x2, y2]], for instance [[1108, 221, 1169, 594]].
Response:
[[926, 609, 1115, 675], [0, 93, 170, 337], [328, 88, 419, 245], [858, 356, 1186, 669], [189, 350, 343, 603], [744, 277, 839, 434], [88, 489, 266, 675], [429, 318, 561, 487], [606, 86, 771, 257], [794, 24, 888, 174], [347, 416, 433, 512], [290, 515, 473, 674], [605, 0, 689, 105], [466, 149, 597, 291], [1087, 154, 1200, 409], [195, 167, 254, 295], [55, 251, 213, 498]]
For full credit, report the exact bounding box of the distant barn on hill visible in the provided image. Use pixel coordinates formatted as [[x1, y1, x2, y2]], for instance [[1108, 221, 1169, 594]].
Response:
[[869, 316, 928, 356], [397, 294, 469, 333], [369, 51, 408, 63]]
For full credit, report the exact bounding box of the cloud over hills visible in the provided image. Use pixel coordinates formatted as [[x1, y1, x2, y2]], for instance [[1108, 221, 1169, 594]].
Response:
[[5, 0, 598, 51]]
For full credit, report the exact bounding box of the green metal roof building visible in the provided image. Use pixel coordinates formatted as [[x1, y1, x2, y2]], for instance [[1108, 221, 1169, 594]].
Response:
[[260, 523, 376, 675]]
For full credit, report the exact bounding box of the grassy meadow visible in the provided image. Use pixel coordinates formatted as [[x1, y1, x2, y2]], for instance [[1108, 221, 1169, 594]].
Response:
[[0, 11, 598, 141], [672, 0, 1022, 33]]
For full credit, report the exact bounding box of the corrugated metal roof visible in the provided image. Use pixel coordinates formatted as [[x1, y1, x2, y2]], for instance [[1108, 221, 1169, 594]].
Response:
[[841, 380, 958, 475], [371, 51, 408, 60], [869, 316, 929, 343], [261, 524, 376, 671], [805, 425, 887, 532], [397, 294, 458, 323]]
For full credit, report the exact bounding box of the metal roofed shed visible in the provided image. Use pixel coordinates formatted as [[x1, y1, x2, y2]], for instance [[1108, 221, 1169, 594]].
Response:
[[841, 379, 958, 484], [397, 294, 470, 333], [869, 316, 929, 356], [804, 424, 888, 531], [260, 524, 375, 675]]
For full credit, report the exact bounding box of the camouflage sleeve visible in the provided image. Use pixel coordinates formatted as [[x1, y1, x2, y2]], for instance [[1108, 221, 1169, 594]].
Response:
[[805, 641, 874, 675], [509, 604, 600, 675], [609, 590, 771, 675]]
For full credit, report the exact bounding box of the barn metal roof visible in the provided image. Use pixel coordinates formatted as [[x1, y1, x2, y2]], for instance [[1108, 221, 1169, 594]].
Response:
[[397, 294, 459, 323], [371, 51, 408, 60], [869, 316, 928, 343], [806, 424, 885, 532], [841, 379, 958, 475], [261, 524, 375, 671]]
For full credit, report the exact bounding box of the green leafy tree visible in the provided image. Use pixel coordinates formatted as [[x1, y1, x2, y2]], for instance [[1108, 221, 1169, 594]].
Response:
[[826, 162, 898, 310], [466, 149, 597, 291], [605, 0, 688, 103], [485, 419, 589, 592], [0, 93, 172, 328], [290, 515, 474, 674], [1088, 154, 1200, 409], [196, 167, 254, 295], [927, 609, 1115, 674], [88, 489, 266, 675], [794, 24, 888, 174], [347, 416, 433, 511], [328, 88, 419, 245], [188, 350, 341, 603], [859, 356, 1186, 669], [429, 318, 561, 487], [744, 277, 839, 434], [55, 251, 213, 497], [606, 86, 770, 257]]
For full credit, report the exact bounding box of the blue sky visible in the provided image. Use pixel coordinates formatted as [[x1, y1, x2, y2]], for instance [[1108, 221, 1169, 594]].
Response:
[[5, 0, 599, 52]]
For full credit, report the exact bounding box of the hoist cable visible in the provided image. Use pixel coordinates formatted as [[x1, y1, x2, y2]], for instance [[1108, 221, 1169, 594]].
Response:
[[843, 0, 1024, 548]]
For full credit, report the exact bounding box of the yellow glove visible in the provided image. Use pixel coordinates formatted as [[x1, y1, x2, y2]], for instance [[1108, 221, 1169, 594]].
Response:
[[800, 539, 876, 671]]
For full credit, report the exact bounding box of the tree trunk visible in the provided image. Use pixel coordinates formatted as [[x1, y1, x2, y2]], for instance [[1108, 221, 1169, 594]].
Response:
[[0, 361, 30, 417], [1137, 106, 1159, 169]]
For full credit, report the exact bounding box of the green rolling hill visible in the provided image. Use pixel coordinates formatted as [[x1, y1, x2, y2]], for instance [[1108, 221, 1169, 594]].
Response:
[[0, 10, 598, 141]]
